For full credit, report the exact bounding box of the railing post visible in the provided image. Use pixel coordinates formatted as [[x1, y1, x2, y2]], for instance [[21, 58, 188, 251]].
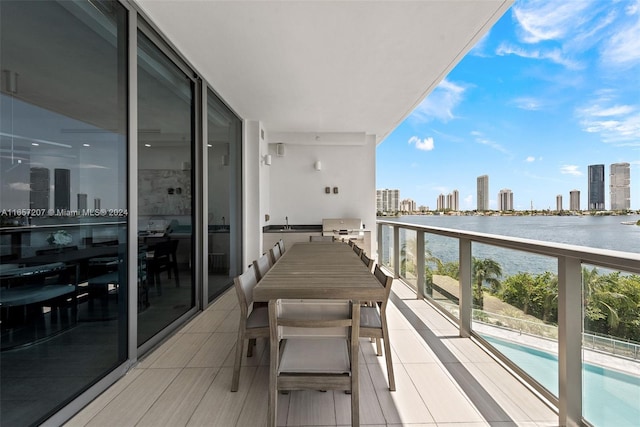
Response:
[[416, 230, 425, 300], [393, 225, 400, 279], [377, 222, 383, 265], [459, 238, 472, 338], [558, 256, 582, 427]]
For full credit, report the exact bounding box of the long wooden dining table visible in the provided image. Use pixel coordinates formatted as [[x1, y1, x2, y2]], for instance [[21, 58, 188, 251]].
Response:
[[253, 241, 384, 302]]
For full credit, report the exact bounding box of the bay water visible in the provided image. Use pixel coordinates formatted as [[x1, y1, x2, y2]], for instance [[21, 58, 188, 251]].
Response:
[[382, 214, 640, 277]]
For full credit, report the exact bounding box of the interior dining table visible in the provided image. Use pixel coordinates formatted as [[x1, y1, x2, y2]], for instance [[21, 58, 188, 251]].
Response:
[[252, 241, 385, 303]]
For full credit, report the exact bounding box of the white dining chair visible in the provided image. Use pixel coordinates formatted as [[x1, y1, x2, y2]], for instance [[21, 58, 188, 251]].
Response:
[[269, 243, 281, 264], [231, 265, 269, 392], [360, 251, 374, 272], [252, 252, 272, 281], [360, 264, 395, 391], [268, 299, 361, 427]]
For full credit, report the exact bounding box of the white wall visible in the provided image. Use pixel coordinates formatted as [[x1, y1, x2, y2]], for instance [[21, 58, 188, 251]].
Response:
[[264, 132, 377, 235], [243, 120, 263, 265]]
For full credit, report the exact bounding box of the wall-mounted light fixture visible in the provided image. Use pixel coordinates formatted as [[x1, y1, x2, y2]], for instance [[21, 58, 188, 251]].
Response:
[[314, 161, 322, 171]]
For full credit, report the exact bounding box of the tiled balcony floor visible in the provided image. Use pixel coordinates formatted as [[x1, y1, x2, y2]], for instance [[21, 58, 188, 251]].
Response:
[[66, 280, 558, 426]]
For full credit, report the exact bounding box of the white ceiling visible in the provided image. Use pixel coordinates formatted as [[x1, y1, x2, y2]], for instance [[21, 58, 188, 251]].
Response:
[[135, 0, 513, 143]]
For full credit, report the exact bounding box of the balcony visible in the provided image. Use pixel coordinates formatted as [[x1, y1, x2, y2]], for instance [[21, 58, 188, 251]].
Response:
[[66, 220, 639, 426], [66, 278, 557, 426]]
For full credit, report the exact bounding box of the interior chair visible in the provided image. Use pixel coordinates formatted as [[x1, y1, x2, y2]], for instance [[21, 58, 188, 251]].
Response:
[[348, 240, 355, 247], [268, 299, 361, 427], [352, 244, 363, 257], [360, 251, 374, 272], [147, 239, 179, 294], [309, 235, 334, 242], [269, 243, 282, 264], [231, 264, 270, 392], [359, 264, 396, 391], [253, 252, 272, 281], [277, 238, 286, 254]]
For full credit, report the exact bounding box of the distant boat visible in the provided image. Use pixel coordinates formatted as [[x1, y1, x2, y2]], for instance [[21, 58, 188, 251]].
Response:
[[620, 220, 639, 225]]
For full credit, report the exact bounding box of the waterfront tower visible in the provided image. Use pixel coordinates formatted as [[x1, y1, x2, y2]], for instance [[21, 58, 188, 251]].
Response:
[[498, 188, 513, 211], [477, 175, 489, 211], [570, 190, 580, 211], [588, 164, 605, 211], [556, 194, 563, 211], [609, 162, 630, 211]]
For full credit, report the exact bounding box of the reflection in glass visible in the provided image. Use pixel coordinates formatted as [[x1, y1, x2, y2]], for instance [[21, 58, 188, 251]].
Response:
[[0, 1, 128, 425], [207, 89, 242, 301], [137, 31, 195, 346]]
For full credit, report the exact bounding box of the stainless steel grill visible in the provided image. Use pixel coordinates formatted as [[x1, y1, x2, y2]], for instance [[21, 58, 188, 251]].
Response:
[[322, 218, 363, 243]]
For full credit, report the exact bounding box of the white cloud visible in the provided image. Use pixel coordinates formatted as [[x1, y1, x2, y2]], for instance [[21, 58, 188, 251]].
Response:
[[513, 97, 544, 111], [560, 165, 582, 176], [576, 93, 640, 145], [471, 131, 509, 154], [411, 79, 465, 123], [408, 136, 434, 151], [512, 0, 597, 44], [496, 43, 582, 69], [601, 14, 640, 66], [526, 156, 536, 162]]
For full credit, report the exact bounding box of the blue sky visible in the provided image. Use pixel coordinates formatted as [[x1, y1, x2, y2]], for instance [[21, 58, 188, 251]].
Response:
[[376, 0, 640, 211]]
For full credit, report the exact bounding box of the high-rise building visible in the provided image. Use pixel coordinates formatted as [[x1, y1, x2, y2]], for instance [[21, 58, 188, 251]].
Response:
[[376, 189, 400, 213], [610, 162, 630, 211], [449, 189, 459, 211], [437, 194, 446, 211], [477, 175, 489, 211], [588, 164, 605, 211], [570, 190, 580, 211], [400, 198, 416, 212], [556, 194, 563, 211], [498, 188, 513, 211]]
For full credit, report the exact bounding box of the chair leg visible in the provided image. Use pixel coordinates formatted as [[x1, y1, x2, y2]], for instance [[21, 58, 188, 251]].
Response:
[[381, 320, 395, 391], [231, 326, 246, 392], [247, 338, 256, 357], [375, 337, 382, 356]]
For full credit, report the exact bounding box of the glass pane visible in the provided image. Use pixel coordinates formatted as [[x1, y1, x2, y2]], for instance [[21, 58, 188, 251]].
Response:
[[137, 31, 195, 345], [424, 233, 460, 318], [399, 228, 416, 289], [471, 243, 559, 398], [582, 264, 640, 426], [207, 89, 241, 301], [0, 1, 128, 425], [379, 224, 393, 270]]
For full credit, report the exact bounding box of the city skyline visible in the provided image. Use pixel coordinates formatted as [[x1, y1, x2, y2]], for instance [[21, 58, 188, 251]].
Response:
[[376, 0, 640, 210]]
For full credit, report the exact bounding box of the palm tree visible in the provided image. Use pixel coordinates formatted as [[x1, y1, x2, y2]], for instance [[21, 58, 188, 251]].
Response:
[[472, 257, 502, 308]]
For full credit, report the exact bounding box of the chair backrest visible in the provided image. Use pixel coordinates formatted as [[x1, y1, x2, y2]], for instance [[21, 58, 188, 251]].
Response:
[[233, 265, 259, 316], [373, 264, 393, 308], [309, 235, 334, 242], [253, 253, 272, 281], [269, 243, 281, 264], [277, 239, 285, 254], [269, 298, 360, 360], [352, 244, 363, 257], [360, 251, 374, 271]]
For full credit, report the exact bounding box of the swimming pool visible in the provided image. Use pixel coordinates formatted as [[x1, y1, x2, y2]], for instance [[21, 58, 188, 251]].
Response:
[[482, 335, 640, 427]]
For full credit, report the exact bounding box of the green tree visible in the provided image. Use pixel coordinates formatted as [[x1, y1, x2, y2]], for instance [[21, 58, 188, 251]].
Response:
[[472, 258, 502, 309]]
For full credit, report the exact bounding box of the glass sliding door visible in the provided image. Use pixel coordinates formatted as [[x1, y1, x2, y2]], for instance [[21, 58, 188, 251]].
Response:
[[206, 90, 242, 301], [137, 30, 195, 345], [0, 1, 128, 425]]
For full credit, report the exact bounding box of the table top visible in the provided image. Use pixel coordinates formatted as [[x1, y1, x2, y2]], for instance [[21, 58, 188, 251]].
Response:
[[253, 241, 384, 302]]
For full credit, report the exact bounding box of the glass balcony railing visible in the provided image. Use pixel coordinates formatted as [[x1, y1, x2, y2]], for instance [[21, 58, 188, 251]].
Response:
[[377, 219, 640, 427]]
